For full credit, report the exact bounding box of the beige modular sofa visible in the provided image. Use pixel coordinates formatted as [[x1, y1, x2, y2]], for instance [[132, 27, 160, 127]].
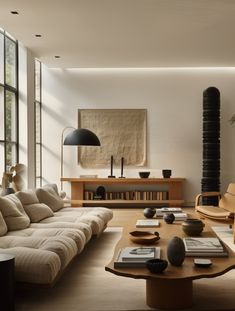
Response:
[[0, 184, 113, 285]]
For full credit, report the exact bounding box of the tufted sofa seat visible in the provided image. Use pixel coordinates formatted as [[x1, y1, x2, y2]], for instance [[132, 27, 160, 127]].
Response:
[[0, 184, 113, 285]]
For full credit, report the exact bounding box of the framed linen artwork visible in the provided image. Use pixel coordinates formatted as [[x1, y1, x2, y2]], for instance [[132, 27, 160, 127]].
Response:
[[78, 109, 147, 168]]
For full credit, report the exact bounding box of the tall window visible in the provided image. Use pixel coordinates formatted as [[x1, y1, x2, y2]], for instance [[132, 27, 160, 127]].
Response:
[[0, 29, 18, 180], [34, 59, 42, 187]]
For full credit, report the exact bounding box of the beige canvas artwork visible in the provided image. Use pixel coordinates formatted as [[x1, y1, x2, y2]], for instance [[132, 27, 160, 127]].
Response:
[[78, 109, 147, 168]]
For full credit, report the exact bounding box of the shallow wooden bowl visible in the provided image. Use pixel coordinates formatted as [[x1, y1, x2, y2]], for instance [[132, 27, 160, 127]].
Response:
[[129, 231, 160, 244]]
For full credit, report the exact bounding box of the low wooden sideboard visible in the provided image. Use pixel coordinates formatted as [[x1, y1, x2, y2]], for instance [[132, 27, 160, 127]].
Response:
[[61, 177, 185, 207]]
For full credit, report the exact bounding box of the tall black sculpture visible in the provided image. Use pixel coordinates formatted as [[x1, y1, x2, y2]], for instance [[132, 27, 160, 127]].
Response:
[[201, 87, 220, 205]]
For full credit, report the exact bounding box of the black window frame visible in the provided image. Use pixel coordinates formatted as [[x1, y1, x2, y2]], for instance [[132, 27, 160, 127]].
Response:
[[0, 29, 19, 175]]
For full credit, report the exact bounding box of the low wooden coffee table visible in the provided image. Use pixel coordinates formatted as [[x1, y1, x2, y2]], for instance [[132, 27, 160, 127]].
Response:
[[105, 212, 235, 309]]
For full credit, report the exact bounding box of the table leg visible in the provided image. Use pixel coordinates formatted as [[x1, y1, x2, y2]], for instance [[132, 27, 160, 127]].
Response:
[[146, 278, 193, 309]]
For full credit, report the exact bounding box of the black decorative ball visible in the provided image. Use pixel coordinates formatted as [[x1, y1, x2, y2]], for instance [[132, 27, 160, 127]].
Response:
[[163, 213, 175, 224]]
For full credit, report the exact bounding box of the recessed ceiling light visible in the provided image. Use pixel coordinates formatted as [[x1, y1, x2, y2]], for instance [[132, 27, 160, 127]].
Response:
[[54, 55, 61, 59], [35, 34, 42, 38], [11, 11, 19, 15]]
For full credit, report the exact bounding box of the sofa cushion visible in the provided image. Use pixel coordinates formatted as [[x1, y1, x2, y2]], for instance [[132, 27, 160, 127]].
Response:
[[23, 203, 54, 223], [36, 184, 64, 212], [0, 211, 7, 236], [1, 247, 61, 284], [15, 189, 39, 205], [0, 194, 30, 230]]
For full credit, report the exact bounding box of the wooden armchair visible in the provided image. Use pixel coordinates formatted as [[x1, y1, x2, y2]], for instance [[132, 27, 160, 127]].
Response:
[[195, 184, 235, 220]]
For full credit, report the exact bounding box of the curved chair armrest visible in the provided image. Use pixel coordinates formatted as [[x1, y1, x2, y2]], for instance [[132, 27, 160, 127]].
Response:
[[195, 192, 221, 207]]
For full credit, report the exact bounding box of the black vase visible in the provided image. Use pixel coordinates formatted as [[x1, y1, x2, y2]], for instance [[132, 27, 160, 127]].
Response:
[[167, 236, 185, 266]]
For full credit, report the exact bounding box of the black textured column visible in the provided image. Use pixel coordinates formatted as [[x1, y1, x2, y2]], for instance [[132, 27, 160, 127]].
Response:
[[0, 254, 15, 311], [201, 87, 220, 205]]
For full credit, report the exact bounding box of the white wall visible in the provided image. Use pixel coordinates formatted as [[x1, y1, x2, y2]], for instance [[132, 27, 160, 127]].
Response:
[[18, 44, 35, 188], [41, 67, 235, 205]]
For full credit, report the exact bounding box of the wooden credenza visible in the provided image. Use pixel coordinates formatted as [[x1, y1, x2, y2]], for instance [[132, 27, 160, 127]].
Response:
[[61, 177, 185, 207]]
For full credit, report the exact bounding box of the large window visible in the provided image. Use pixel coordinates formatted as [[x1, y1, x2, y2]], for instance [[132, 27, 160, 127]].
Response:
[[34, 59, 42, 187], [0, 29, 18, 180]]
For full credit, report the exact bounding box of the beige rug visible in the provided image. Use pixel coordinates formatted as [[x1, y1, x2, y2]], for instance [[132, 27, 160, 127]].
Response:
[[15, 227, 235, 311]]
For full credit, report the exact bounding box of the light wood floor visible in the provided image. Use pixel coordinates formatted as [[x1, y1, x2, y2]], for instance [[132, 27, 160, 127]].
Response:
[[108, 208, 145, 227]]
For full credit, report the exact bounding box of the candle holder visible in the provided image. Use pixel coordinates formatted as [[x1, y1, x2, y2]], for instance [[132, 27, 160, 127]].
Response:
[[119, 157, 125, 178], [108, 155, 116, 178]]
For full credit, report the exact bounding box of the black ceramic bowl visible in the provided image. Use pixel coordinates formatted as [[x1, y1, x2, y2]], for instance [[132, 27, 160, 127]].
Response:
[[146, 259, 168, 274], [182, 219, 205, 236], [139, 171, 150, 178]]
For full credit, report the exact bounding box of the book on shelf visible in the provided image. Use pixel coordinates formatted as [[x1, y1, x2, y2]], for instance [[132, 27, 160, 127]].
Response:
[[136, 219, 160, 227], [114, 246, 161, 268], [183, 237, 228, 257]]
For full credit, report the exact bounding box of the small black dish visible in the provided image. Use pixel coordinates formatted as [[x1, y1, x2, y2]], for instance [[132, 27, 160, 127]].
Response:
[[146, 258, 168, 273], [139, 171, 150, 178]]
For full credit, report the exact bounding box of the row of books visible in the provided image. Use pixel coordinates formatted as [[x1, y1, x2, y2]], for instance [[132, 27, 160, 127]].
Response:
[[84, 190, 169, 201]]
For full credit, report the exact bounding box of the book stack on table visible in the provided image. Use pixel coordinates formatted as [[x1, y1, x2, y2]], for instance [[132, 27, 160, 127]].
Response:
[[183, 237, 228, 257], [155, 207, 188, 221], [114, 246, 161, 268]]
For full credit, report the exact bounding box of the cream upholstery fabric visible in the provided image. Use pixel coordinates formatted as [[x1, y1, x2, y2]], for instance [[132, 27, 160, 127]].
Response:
[[0, 194, 30, 230], [36, 184, 64, 212], [0, 211, 7, 236], [0, 185, 113, 285], [30, 221, 92, 243], [7, 227, 86, 253], [0, 235, 77, 269], [57, 207, 113, 235], [23, 203, 54, 222], [15, 189, 39, 205], [15, 189, 55, 222], [1, 246, 61, 284]]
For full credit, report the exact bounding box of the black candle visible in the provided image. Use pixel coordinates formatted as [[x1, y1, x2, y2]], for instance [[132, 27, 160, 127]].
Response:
[[121, 157, 124, 177], [110, 155, 113, 175]]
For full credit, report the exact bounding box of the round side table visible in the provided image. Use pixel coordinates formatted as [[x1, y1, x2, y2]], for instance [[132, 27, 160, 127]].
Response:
[[0, 254, 15, 311]]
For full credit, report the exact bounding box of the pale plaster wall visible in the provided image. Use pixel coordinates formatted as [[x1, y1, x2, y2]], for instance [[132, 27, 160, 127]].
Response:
[[18, 44, 35, 188], [41, 67, 235, 205]]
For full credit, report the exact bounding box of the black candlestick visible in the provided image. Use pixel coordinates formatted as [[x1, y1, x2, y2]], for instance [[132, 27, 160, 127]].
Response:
[[108, 155, 116, 178], [119, 157, 125, 178]]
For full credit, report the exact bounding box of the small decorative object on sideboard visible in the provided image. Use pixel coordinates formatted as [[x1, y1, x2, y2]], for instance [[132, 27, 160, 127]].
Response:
[[94, 186, 106, 200], [139, 171, 150, 178], [163, 213, 175, 224], [182, 219, 205, 236], [146, 258, 168, 274], [162, 169, 172, 178], [144, 207, 156, 218], [167, 236, 185, 266], [119, 157, 125, 178], [108, 155, 116, 178]]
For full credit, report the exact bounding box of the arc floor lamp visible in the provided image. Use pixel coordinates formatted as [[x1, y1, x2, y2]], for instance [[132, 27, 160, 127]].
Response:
[[60, 127, 101, 190]]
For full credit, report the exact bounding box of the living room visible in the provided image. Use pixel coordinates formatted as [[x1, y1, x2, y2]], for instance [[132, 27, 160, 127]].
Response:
[[0, 1, 235, 310]]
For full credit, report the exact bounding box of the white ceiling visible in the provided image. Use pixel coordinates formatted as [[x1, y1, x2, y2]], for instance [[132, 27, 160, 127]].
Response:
[[1, 0, 235, 68]]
